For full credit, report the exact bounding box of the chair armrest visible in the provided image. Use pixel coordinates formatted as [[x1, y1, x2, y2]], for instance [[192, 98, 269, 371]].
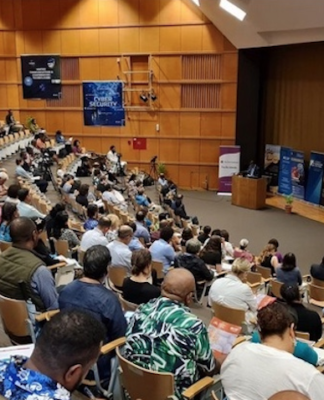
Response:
[[216, 271, 228, 277], [248, 282, 261, 289], [47, 262, 67, 270], [71, 245, 79, 252], [314, 338, 324, 348], [302, 274, 310, 280], [101, 337, 126, 355], [35, 309, 60, 322], [182, 376, 215, 399]]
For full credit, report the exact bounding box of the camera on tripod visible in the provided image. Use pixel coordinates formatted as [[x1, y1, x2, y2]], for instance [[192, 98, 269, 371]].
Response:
[[40, 149, 53, 167], [150, 155, 158, 164]]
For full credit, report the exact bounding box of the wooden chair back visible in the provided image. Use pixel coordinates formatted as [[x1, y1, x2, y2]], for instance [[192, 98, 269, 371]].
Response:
[[152, 260, 164, 280], [311, 277, 324, 287], [246, 271, 262, 285], [108, 266, 127, 292], [256, 265, 272, 280], [118, 294, 138, 312], [295, 331, 310, 340], [116, 347, 174, 400], [211, 302, 245, 326], [78, 248, 85, 266], [268, 391, 310, 400], [54, 239, 70, 258], [55, 264, 75, 287], [270, 279, 283, 299], [0, 295, 31, 344], [309, 283, 324, 301], [0, 240, 12, 252]]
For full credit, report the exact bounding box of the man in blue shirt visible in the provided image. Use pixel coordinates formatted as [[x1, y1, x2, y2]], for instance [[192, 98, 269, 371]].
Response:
[[0, 309, 105, 400], [134, 211, 151, 244], [149, 226, 176, 273]]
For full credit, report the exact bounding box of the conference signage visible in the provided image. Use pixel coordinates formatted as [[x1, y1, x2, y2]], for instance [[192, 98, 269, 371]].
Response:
[[83, 81, 125, 126], [218, 146, 241, 193], [290, 150, 305, 200], [264, 144, 281, 190], [278, 147, 292, 195], [305, 151, 324, 205], [21, 55, 61, 99]]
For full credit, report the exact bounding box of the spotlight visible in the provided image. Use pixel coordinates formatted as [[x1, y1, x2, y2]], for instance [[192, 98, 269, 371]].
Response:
[[140, 92, 148, 102], [150, 90, 157, 101]]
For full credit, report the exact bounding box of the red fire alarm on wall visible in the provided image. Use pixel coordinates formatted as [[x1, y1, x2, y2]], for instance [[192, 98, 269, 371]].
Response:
[[133, 138, 147, 150]]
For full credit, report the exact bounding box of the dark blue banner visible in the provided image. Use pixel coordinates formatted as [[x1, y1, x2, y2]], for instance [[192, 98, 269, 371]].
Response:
[[83, 81, 125, 126], [291, 150, 305, 200], [278, 147, 292, 195], [21, 55, 61, 99], [305, 152, 324, 205]]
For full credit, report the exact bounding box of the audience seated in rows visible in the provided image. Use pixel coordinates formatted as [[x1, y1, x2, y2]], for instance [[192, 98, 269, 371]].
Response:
[[51, 210, 80, 250], [59, 245, 126, 384], [0, 217, 58, 311], [123, 249, 160, 305], [15, 158, 48, 193], [310, 256, 324, 282], [174, 239, 214, 296], [135, 187, 151, 207], [80, 216, 111, 251], [102, 184, 127, 212], [209, 258, 257, 330], [107, 225, 133, 272], [149, 226, 175, 273], [199, 235, 222, 271], [221, 301, 324, 399], [233, 238, 254, 263], [17, 188, 45, 219], [83, 203, 99, 230], [125, 268, 222, 400], [258, 243, 279, 276], [197, 225, 211, 245], [276, 252, 302, 286], [0, 310, 105, 399], [0, 202, 18, 242]]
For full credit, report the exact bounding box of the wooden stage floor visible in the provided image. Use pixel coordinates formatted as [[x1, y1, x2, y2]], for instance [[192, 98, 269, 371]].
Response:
[[266, 194, 324, 224]]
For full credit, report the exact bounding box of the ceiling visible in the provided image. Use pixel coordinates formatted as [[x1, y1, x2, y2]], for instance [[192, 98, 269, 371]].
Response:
[[199, 0, 324, 49]]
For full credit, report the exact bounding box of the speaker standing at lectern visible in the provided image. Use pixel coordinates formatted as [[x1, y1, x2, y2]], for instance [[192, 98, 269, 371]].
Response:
[[242, 160, 260, 178]]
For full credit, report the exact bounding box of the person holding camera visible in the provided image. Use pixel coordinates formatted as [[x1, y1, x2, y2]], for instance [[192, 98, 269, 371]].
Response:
[[107, 145, 127, 175]]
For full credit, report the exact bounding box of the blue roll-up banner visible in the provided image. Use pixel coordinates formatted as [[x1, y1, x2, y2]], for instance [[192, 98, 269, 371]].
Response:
[[278, 147, 292, 195], [291, 150, 305, 200], [305, 152, 324, 205], [83, 81, 125, 126], [21, 55, 61, 99]]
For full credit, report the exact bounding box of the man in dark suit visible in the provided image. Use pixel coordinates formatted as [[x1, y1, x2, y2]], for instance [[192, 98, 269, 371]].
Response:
[[310, 257, 324, 281]]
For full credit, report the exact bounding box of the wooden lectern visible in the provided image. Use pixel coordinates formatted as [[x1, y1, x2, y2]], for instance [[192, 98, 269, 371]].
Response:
[[232, 176, 267, 210]]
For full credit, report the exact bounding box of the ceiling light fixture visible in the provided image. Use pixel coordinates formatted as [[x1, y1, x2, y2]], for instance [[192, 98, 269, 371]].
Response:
[[191, 0, 200, 6], [219, 0, 246, 21]]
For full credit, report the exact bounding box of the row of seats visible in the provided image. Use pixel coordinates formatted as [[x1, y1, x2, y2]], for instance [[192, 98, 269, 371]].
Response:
[[0, 130, 32, 161]]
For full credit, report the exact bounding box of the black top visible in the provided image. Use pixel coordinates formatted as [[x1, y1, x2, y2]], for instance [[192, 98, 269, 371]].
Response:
[[289, 302, 322, 342], [197, 233, 209, 245], [310, 263, 324, 281], [174, 204, 187, 219], [96, 183, 106, 193], [200, 251, 221, 266], [261, 255, 275, 276], [175, 253, 214, 285], [122, 278, 161, 305], [34, 238, 60, 266], [76, 194, 89, 208]]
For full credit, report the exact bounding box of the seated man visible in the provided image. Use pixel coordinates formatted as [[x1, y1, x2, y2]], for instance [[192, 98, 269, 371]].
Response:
[[107, 225, 133, 272], [80, 216, 111, 251], [174, 239, 214, 296], [0, 309, 105, 399], [83, 204, 99, 231], [134, 211, 151, 245], [17, 188, 45, 219], [5, 109, 24, 134], [310, 256, 324, 282], [128, 221, 144, 252], [124, 268, 221, 400], [102, 184, 127, 212], [135, 188, 151, 207], [15, 158, 48, 193], [0, 217, 58, 311], [149, 226, 175, 274], [59, 246, 127, 384]]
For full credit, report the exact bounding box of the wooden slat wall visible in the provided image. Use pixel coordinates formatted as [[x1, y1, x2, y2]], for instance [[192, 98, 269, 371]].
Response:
[[0, 0, 238, 190]]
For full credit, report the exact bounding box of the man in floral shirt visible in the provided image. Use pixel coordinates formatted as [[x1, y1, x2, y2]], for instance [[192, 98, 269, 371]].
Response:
[[124, 268, 221, 400], [0, 309, 105, 400]]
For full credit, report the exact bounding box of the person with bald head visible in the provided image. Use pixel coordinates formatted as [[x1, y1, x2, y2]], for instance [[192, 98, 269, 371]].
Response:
[[124, 268, 220, 400], [107, 225, 133, 273], [0, 217, 58, 311]]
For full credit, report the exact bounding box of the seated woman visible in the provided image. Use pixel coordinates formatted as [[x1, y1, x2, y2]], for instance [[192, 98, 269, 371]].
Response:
[[84, 204, 99, 231], [181, 227, 193, 247], [31, 217, 60, 267], [233, 238, 254, 264], [280, 283, 322, 342], [199, 235, 222, 271], [276, 252, 302, 286], [208, 258, 257, 330], [76, 183, 89, 208], [5, 184, 20, 205], [72, 139, 82, 155], [222, 302, 324, 399], [123, 249, 161, 305], [52, 210, 80, 251], [105, 213, 120, 243], [0, 202, 19, 242], [257, 243, 279, 276]]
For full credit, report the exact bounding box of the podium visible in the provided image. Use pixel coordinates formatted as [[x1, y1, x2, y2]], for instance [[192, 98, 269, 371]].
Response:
[[232, 176, 267, 210]]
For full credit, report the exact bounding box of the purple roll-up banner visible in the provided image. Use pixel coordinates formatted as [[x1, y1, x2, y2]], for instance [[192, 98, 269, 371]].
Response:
[[218, 146, 241, 194]]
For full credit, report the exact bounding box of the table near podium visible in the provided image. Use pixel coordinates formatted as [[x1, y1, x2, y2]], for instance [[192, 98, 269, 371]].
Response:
[[231, 176, 267, 210]]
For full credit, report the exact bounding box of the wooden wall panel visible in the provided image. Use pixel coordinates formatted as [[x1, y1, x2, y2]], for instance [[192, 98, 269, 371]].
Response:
[[2, 0, 237, 190]]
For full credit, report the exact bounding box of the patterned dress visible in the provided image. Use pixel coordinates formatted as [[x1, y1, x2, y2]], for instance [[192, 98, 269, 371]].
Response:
[[124, 297, 215, 400], [0, 356, 71, 400]]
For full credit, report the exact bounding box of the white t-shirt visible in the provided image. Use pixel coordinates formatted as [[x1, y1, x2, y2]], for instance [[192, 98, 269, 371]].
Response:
[[80, 227, 108, 251], [107, 150, 118, 164], [221, 342, 324, 400]]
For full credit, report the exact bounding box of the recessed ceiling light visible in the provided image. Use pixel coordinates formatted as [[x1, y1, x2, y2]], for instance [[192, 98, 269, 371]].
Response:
[[220, 0, 246, 21], [191, 0, 200, 6]]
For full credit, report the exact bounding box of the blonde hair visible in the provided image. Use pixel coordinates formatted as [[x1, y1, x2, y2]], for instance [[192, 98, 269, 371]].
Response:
[[232, 258, 251, 275], [258, 244, 275, 263], [107, 214, 120, 230]]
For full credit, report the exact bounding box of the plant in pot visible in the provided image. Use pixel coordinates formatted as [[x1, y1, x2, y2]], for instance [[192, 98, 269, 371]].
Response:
[[157, 162, 166, 175], [284, 194, 294, 214]]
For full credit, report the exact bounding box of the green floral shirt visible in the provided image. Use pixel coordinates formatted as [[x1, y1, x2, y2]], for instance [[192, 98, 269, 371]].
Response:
[[124, 297, 215, 400]]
